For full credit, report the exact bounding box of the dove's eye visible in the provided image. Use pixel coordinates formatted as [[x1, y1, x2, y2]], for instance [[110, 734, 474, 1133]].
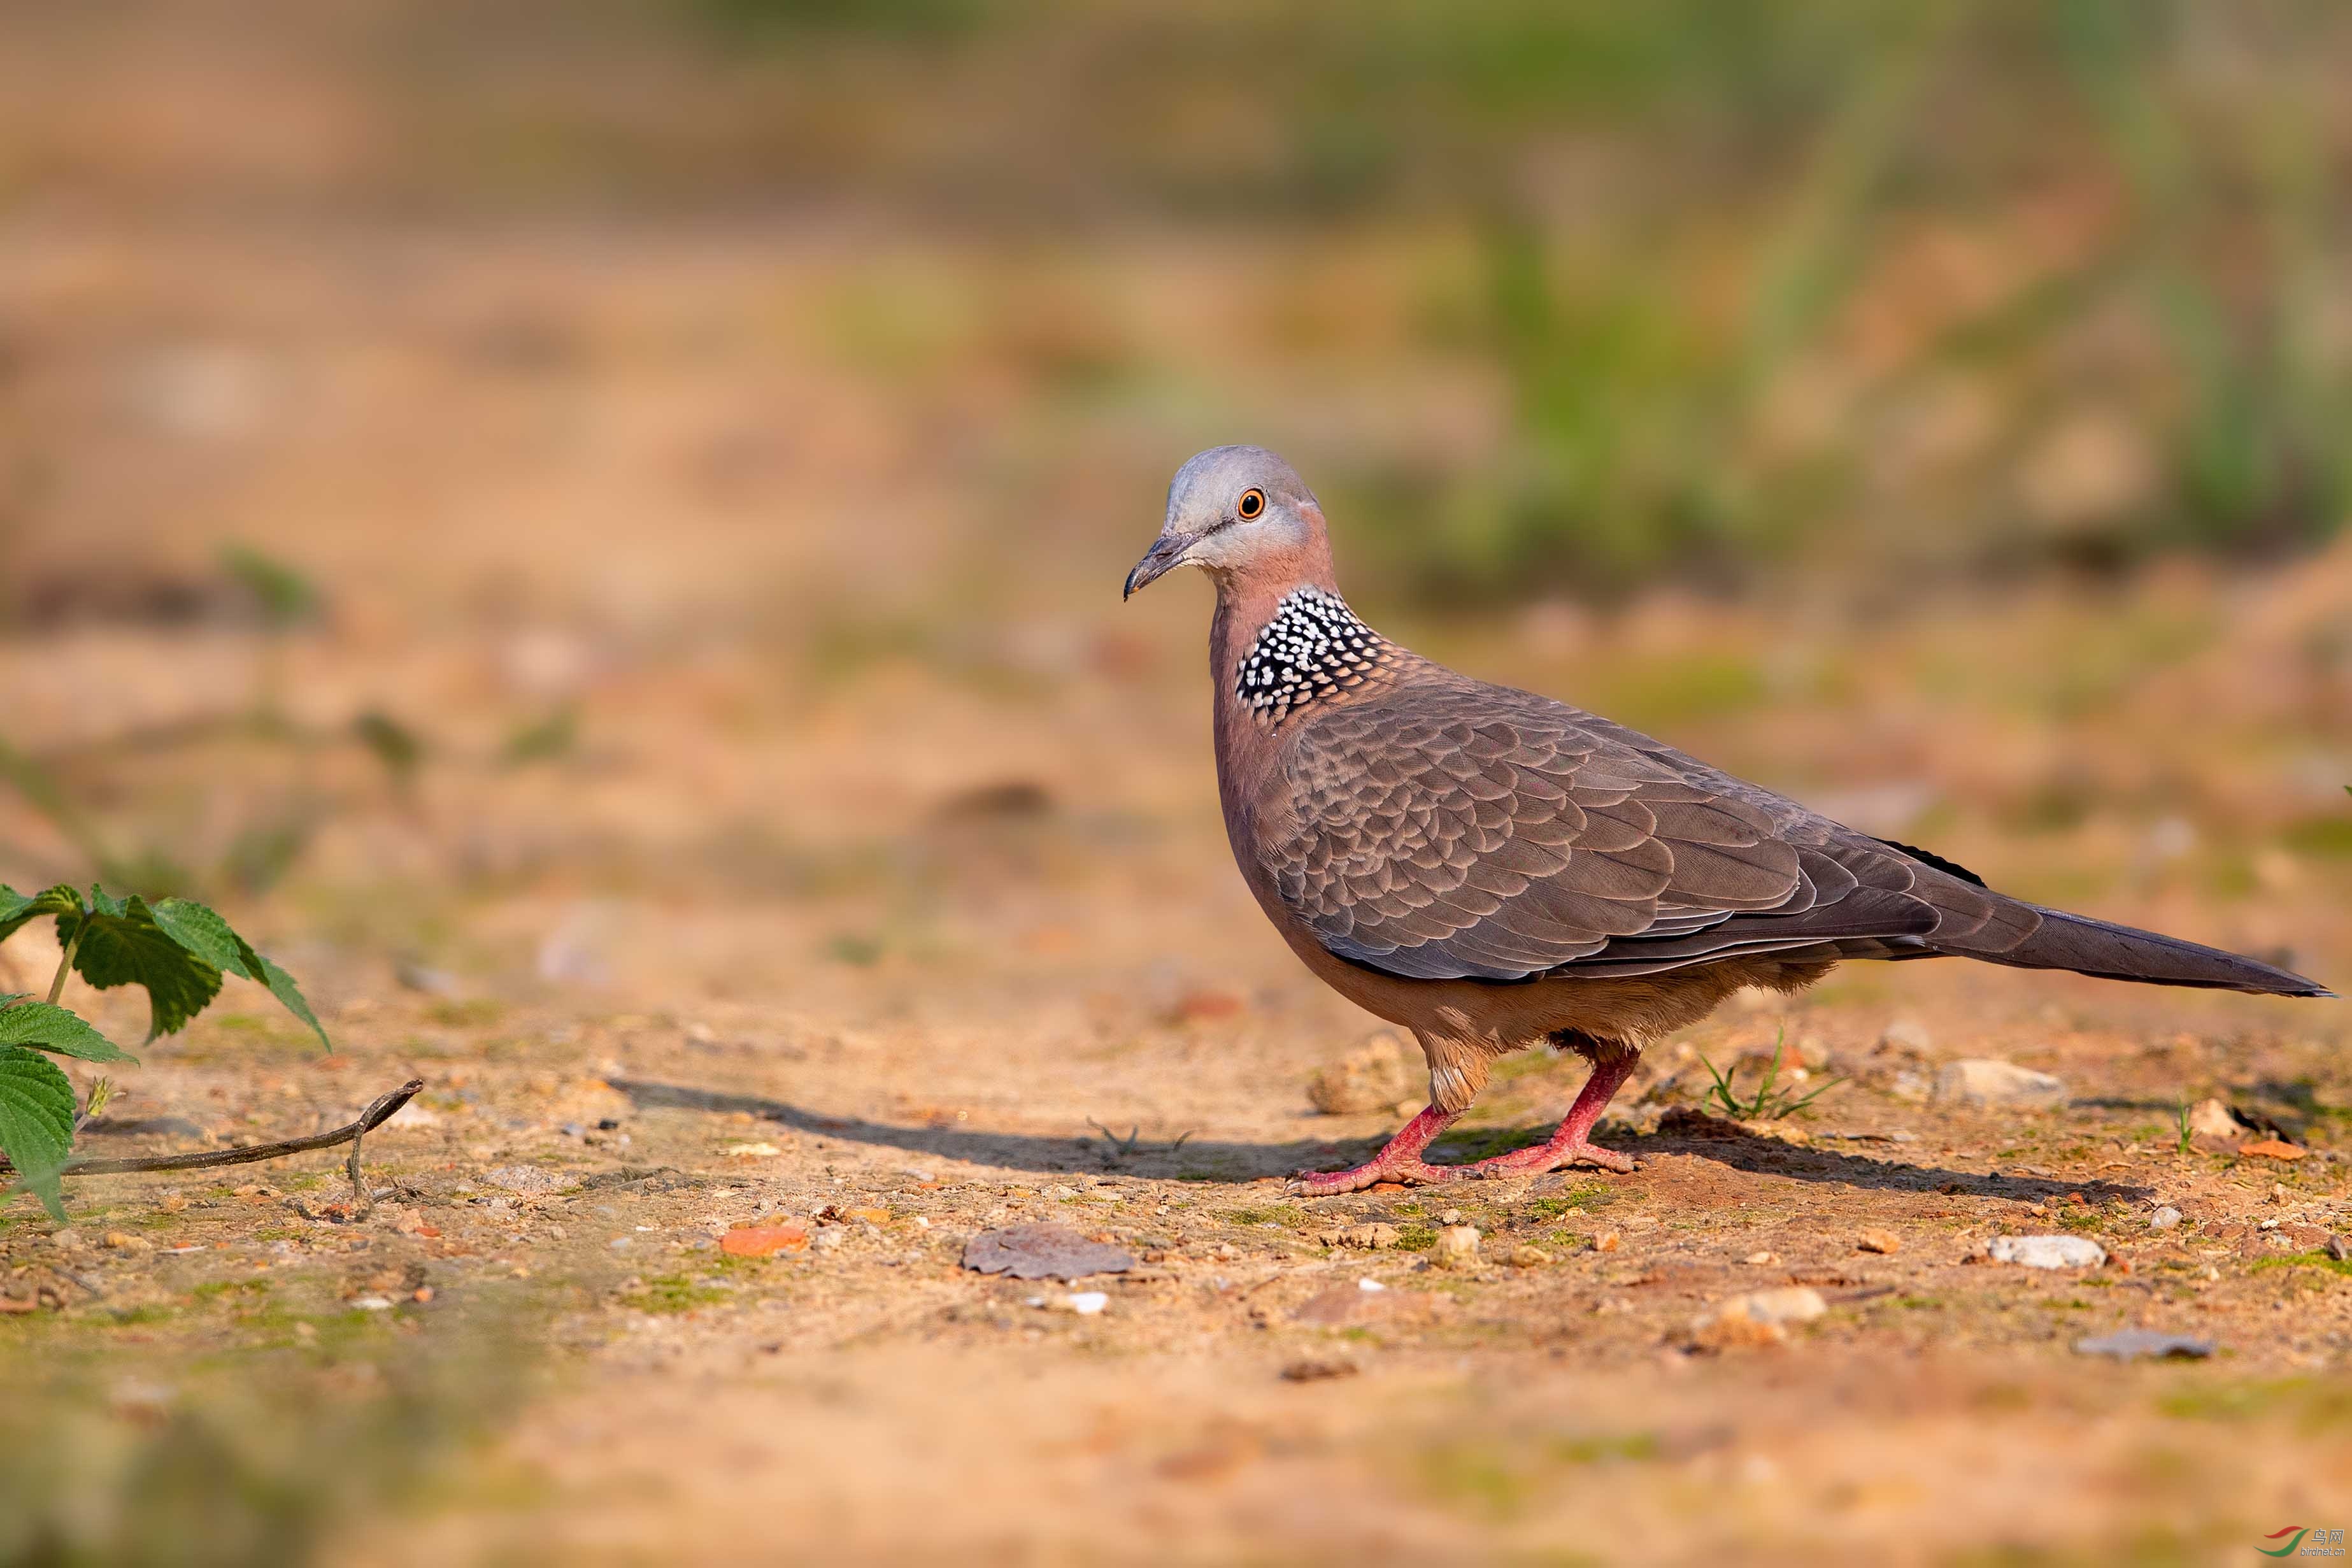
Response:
[[1236, 488, 1265, 520]]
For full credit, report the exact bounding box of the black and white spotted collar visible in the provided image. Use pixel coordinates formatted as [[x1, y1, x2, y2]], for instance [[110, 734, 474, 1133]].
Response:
[[1235, 587, 1392, 725]]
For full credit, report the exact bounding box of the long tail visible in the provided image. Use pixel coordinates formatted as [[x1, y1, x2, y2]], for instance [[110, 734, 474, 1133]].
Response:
[[1977, 904, 2332, 997]]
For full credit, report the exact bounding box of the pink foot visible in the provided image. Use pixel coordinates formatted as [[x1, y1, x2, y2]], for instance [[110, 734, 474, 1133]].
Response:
[[1460, 1137, 1637, 1179], [1286, 1155, 1451, 1196], [1455, 1043, 1642, 1181], [1286, 1102, 1464, 1197]]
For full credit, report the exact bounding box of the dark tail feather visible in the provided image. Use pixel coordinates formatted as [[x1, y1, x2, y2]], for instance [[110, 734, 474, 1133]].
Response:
[[1981, 906, 2332, 997]]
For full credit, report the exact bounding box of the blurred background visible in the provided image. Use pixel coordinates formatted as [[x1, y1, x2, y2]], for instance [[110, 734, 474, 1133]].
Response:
[[1, 3, 2349, 1562], [4, 1, 2348, 878]]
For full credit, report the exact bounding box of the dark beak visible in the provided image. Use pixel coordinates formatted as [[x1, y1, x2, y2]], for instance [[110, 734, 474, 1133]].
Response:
[[1122, 531, 1197, 599]]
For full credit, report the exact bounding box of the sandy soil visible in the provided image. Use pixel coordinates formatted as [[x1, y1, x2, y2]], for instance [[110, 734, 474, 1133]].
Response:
[[1, 222, 2349, 1567]]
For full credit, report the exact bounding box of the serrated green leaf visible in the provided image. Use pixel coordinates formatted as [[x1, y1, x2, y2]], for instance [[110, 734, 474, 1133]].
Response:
[[0, 1002, 135, 1064], [64, 890, 223, 1041], [149, 897, 331, 1051], [0, 1044, 77, 1219], [252, 953, 331, 1051], [143, 897, 246, 973], [0, 883, 83, 944]]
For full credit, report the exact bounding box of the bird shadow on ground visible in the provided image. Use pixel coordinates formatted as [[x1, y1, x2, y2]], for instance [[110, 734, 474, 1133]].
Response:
[[609, 1079, 2146, 1204], [1612, 1127, 2149, 1204]]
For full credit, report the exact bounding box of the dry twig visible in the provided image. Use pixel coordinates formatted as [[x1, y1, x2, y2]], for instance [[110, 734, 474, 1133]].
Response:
[[8, 1078, 423, 1182]]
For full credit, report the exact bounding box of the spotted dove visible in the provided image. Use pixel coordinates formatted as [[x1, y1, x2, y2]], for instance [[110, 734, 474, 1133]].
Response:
[[1123, 446, 2332, 1195]]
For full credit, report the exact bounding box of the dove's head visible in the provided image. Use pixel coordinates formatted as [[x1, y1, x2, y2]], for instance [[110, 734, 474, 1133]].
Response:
[[1123, 445, 1335, 600]]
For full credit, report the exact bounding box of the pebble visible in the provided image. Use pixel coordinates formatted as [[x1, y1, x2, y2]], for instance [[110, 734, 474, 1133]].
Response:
[[1689, 1286, 1827, 1350], [1280, 1357, 1358, 1382], [1988, 1234, 2106, 1270], [350, 1295, 394, 1311], [1036, 1291, 1108, 1315], [2185, 1098, 2244, 1139], [2149, 1207, 2183, 1230], [1855, 1228, 1901, 1255], [1433, 1225, 1481, 1265], [485, 1165, 562, 1198], [393, 957, 464, 997], [1504, 1245, 1552, 1267], [1321, 1223, 1400, 1251], [103, 1230, 155, 1255], [1879, 1019, 1933, 1052], [2074, 1328, 2213, 1361], [1304, 1030, 1413, 1115], [720, 1224, 809, 1258], [1931, 1059, 2067, 1109], [1732, 1286, 1827, 1325], [1357, 1278, 1386, 1293]]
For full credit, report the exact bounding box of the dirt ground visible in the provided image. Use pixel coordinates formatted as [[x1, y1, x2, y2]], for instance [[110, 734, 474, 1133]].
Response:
[[3, 223, 2351, 1567]]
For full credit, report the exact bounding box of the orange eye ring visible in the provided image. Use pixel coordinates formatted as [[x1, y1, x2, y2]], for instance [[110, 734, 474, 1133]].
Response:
[[1237, 488, 1265, 520]]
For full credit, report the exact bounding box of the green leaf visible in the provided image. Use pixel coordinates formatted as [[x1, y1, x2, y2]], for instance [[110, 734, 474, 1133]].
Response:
[[0, 1044, 78, 1219], [353, 710, 424, 784], [0, 1002, 136, 1064], [149, 897, 331, 1051], [0, 883, 83, 944], [220, 544, 320, 629], [251, 953, 331, 1051], [501, 706, 577, 766], [64, 888, 223, 1041]]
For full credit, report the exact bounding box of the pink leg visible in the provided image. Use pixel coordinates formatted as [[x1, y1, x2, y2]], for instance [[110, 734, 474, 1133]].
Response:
[[1287, 1102, 1464, 1196], [1457, 1046, 1641, 1178]]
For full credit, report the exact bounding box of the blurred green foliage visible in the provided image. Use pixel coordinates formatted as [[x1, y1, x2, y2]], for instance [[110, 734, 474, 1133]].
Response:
[[0, 1290, 543, 1568], [640, 1, 2352, 598], [27, 0, 2352, 602]]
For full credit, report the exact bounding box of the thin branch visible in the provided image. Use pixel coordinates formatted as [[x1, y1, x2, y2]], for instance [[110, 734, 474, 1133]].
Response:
[[24, 1078, 423, 1180]]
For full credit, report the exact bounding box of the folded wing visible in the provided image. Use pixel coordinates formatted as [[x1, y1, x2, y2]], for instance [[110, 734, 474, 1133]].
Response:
[[1264, 681, 2037, 983]]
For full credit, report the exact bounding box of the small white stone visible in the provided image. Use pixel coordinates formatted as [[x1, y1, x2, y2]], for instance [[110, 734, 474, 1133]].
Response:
[[1357, 1278, 1386, 1293], [1932, 1059, 2068, 1109], [2149, 1206, 2183, 1230], [1726, 1286, 1826, 1325], [1988, 1234, 2106, 1269]]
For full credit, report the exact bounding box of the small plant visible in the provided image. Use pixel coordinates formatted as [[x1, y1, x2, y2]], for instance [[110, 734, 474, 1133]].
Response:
[[1697, 1028, 1842, 1122], [1085, 1118, 1195, 1160], [0, 883, 327, 1218], [2175, 1101, 2195, 1155]]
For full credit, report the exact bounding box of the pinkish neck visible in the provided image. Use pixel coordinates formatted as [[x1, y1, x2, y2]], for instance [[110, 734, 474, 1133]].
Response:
[[1209, 568, 1337, 690]]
